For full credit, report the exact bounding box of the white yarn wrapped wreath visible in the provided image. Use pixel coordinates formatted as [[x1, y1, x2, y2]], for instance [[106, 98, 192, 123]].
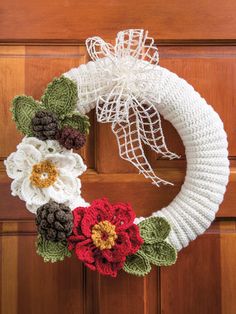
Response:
[[64, 29, 229, 252]]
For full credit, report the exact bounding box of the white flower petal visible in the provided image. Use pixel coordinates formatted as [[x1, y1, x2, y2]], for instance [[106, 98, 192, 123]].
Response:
[[21, 178, 49, 206], [25, 203, 37, 214], [45, 140, 66, 154], [46, 189, 66, 203], [11, 177, 24, 199], [4, 153, 23, 179], [75, 178, 82, 191], [21, 137, 65, 155], [47, 175, 77, 203], [6, 135, 88, 211], [20, 137, 47, 152], [68, 152, 87, 176], [67, 195, 89, 210], [14, 144, 42, 170], [25, 203, 41, 214], [45, 153, 76, 172], [46, 188, 68, 203]]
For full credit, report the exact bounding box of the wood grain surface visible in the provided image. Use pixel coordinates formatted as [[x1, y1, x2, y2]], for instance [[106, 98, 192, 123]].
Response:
[[0, 0, 236, 41], [0, 1, 236, 313]]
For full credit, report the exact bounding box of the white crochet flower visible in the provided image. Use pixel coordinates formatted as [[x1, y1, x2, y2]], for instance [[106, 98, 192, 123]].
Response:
[[4, 137, 87, 213]]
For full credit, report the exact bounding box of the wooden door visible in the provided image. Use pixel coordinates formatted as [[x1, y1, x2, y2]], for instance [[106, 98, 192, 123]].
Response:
[[0, 1, 236, 313]]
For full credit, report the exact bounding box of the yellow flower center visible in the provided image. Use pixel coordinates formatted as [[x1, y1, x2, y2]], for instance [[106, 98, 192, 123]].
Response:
[[30, 160, 58, 188], [91, 220, 118, 250]]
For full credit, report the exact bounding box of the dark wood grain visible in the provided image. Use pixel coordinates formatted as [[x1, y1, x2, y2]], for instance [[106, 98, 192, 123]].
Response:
[[1, 235, 85, 314], [161, 221, 236, 314], [0, 2, 236, 313], [0, 0, 236, 42], [1, 221, 235, 314]]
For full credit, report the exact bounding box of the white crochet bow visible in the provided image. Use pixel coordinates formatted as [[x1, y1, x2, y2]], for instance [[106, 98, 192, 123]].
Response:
[[86, 29, 179, 186]]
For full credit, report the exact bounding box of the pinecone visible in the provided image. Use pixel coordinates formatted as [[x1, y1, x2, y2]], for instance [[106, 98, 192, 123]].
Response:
[[32, 110, 59, 140], [36, 201, 73, 242], [56, 127, 86, 150]]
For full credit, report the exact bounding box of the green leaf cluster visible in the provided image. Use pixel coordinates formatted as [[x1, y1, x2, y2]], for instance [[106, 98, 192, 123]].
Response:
[[12, 75, 89, 136], [36, 235, 71, 263], [123, 217, 177, 276]]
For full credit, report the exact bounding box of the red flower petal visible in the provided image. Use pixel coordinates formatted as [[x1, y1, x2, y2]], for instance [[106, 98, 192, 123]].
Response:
[[67, 233, 90, 250], [81, 210, 97, 237], [84, 262, 96, 271], [111, 203, 136, 231], [72, 207, 86, 237], [67, 235, 81, 251], [69, 198, 141, 278], [126, 224, 144, 254], [80, 198, 115, 237], [95, 257, 124, 277], [75, 243, 95, 264], [76, 238, 93, 247], [67, 241, 75, 251], [102, 232, 131, 262], [91, 198, 115, 222]]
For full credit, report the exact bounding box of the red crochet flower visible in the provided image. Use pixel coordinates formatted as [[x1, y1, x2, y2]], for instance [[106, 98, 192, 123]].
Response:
[[67, 198, 143, 277]]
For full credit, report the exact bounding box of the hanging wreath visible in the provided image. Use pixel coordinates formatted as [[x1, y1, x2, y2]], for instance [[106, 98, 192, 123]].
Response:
[[4, 29, 229, 278]]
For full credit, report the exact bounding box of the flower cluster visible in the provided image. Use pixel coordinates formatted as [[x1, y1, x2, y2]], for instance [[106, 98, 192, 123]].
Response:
[[67, 198, 143, 277], [12, 75, 90, 150], [4, 137, 87, 213], [4, 45, 178, 275]]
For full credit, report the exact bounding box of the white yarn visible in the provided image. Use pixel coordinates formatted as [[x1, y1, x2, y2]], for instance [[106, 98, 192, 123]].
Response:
[[64, 30, 229, 250], [64, 50, 229, 252]]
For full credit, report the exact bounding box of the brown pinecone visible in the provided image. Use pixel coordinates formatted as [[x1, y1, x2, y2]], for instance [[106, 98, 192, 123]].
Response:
[[56, 127, 86, 150], [32, 110, 59, 140], [35, 201, 73, 242]]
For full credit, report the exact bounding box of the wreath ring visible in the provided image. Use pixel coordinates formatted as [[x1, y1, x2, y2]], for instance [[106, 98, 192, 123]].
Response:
[[64, 29, 229, 251], [5, 29, 229, 277]]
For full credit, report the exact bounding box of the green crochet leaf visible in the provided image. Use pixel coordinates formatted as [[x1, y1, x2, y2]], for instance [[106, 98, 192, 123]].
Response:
[[141, 241, 177, 267], [61, 112, 90, 134], [36, 236, 72, 263], [41, 76, 77, 118], [123, 251, 152, 276], [138, 217, 171, 244], [11, 95, 42, 136]]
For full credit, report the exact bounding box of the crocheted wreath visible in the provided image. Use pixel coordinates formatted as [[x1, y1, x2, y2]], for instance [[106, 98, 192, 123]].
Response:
[[4, 29, 229, 278]]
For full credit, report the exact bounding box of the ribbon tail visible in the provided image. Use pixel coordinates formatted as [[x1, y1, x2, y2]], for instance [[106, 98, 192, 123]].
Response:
[[112, 109, 173, 187], [96, 85, 132, 123], [136, 101, 180, 160]]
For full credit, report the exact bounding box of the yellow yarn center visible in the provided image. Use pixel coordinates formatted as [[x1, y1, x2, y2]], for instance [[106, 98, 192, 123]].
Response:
[[91, 220, 118, 250], [30, 160, 58, 188]]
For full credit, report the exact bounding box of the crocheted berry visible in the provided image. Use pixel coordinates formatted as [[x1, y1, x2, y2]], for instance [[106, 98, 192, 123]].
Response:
[[32, 110, 59, 140], [56, 127, 86, 150], [36, 201, 73, 242]]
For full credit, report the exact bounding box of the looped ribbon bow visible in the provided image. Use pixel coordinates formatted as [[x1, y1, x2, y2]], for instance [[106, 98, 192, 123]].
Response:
[[86, 29, 179, 186]]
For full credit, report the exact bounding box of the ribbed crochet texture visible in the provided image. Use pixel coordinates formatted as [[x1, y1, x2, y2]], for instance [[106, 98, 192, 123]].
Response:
[[64, 58, 229, 252]]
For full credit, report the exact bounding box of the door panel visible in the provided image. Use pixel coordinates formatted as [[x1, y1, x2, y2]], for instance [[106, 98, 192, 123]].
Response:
[[0, 1, 236, 313], [0, 0, 236, 40], [161, 221, 236, 314], [1, 222, 235, 314]]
